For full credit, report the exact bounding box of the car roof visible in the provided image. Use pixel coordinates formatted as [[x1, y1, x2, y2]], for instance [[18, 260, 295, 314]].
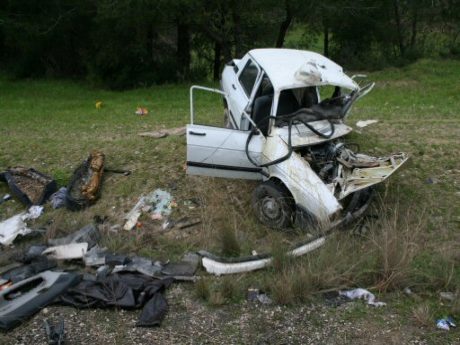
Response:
[[248, 48, 359, 92]]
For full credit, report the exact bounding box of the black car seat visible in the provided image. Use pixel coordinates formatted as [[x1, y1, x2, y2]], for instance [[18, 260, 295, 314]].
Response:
[[252, 94, 273, 136], [276, 89, 300, 116]]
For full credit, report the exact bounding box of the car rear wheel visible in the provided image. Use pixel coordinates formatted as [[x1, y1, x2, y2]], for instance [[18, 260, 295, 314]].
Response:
[[252, 180, 294, 229]]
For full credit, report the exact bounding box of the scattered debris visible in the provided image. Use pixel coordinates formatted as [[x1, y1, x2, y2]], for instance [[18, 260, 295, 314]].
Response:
[[183, 198, 200, 209], [426, 177, 439, 185], [200, 236, 326, 275], [14, 244, 48, 263], [0, 206, 45, 248], [124, 189, 175, 230], [50, 187, 67, 209], [436, 317, 456, 331], [26, 205, 44, 219], [439, 291, 455, 302], [0, 167, 57, 206], [323, 291, 352, 307], [403, 287, 413, 296], [138, 126, 186, 139], [58, 273, 173, 327], [0, 194, 12, 206], [135, 107, 149, 115], [247, 288, 272, 305], [356, 119, 379, 128], [339, 288, 386, 307], [161, 253, 200, 277], [42, 243, 89, 260], [1, 259, 57, 283], [48, 224, 100, 249], [112, 256, 162, 277], [66, 150, 105, 210], [162, 217, 201, 231], [44, 319, 65, 345], [0, 271, 80, 331], [83, 246, 109, 267]]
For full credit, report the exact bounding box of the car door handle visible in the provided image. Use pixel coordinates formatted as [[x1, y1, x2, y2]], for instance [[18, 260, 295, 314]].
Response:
[[189, 131, 206, 136], [232, 84, 236, 90]]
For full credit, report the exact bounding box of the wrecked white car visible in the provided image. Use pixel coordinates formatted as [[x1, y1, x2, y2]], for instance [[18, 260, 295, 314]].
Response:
[[187, 48, 408, 230]]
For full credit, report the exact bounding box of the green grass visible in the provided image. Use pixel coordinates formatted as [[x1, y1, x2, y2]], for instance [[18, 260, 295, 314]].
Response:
[[0, 59, 459, 342]]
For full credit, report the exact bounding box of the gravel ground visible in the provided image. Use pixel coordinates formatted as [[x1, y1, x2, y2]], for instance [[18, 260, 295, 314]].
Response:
[[1, 285, 458, 345]]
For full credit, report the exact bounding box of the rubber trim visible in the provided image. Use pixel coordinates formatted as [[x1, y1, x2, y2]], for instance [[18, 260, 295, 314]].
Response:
[[187, 161, 262, 173]]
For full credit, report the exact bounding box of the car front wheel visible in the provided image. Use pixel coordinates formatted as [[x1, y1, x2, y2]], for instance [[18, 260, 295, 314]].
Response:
[[252, 180, 294, 229]]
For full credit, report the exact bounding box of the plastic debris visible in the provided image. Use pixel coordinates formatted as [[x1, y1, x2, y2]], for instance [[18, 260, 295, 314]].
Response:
[[83, 246, 107, 266], [436, 317, 456, 330], [0, 167, 57, 206], [1, 259, 57, 284], [339, 288, 386, 307], [0, 194, 11, 205], [356, 119, 379, 128], [15, 245, 49, 263], [138, 126, 186, 139], [26, 205, 44, 219], [124, 197, 146, 231], [247, 288, 272, 305], [135, 107, 149, 115], [162, 217, 201, 231], [124, 189, 174, 230], [323, 291, 352, 307], [0, 271, 80, 331], [0, 209, 43, 246], [112, 256, 162, 277], [48, 224, 100, 249], [42, 242, 88, 260], [183, 198, 200, 209], [44, 319, 65, 345], [50, 187, 67, 209], [150, 189, 173, 218], [161, 259, 198, 277], [439, 291, 455, 302]]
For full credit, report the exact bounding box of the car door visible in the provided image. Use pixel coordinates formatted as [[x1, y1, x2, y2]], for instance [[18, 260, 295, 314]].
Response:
[[186, 124, 265, 180], [227, 57, 260, 130]]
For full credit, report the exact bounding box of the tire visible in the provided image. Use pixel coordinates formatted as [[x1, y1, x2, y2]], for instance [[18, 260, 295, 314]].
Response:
[[252, 180, 294, 229]]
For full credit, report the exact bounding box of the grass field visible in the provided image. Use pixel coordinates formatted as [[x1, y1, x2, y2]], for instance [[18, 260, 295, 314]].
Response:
[[0, 58, 459, 343]]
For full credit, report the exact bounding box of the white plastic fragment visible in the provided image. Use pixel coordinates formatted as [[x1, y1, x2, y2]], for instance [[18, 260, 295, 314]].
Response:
[[25, 205, 44, 219], [0, 206, 45, 246], [42, 242, 88, 260], [123, 197, 146, 231], [356, 119, 379, 128], [339, 288, 386, 307], [202, 237, 326, 275], [0, 213, 32, 246]]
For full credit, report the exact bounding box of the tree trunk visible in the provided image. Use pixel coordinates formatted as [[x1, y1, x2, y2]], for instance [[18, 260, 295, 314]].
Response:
[[323, 24, 329, 57], [213, 42, 221, 81], [393, 0, 405, 56], [231, 1, 242, 57], [176, 21, 191, 80], [410, 3, 418, 48], [275, 0, 292, 48]]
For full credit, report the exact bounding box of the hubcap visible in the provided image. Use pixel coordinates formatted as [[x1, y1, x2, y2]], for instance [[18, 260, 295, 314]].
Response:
[[261, 196, 282, 220]]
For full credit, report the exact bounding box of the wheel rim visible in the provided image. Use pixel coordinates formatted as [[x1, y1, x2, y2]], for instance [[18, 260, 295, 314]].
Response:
[[261, 196, 282, 220]]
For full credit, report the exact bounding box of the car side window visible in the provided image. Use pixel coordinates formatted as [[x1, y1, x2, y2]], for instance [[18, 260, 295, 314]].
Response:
[[238, 59, 259, 97]]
